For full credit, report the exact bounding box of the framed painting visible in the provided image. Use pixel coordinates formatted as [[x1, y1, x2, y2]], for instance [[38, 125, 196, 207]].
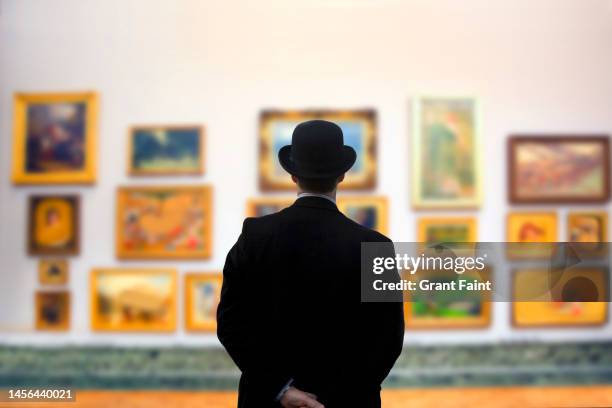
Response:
[[568, 212, 608, 243], [337, 196, 388, 235], [128, 125, 204, 176], [185, 273, 223, 331], [259, 110, 377, 191], [28, 195, 80, 256], [12, 92, 97, 184], [404, 269, 491, 329], [246, 198, 293, 217], [116, 185, 212, 259], [39, 259, 68, 285], [506, 212, 557, 259], [90, 268, 177, 332], [508, 136, 610, 203], [512, 268, 608, 327], [35, 291, 70, 331], [412, 97, 481, 209], [417, 217, 477, 243]]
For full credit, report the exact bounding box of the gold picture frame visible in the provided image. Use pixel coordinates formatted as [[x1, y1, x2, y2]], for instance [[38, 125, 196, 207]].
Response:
[[259, 109, 377, 191], [411, 96, 482, 209], [38, 259, 69, 285], [35, 291, 70, 331], [337, 196, 388, 235], [90, 268, 177, 332], [185, 272, 223, 332], [115, 185, 213, 259], [417, 217, 477, 243], [246, 197, 294, 217], [127, 125, 205, 176], [28, 195, 80, 256], [12, 92, 98, 184]]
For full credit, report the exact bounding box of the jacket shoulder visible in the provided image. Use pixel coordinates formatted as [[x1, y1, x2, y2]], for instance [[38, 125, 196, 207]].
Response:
[[339, 213, 392, 243]]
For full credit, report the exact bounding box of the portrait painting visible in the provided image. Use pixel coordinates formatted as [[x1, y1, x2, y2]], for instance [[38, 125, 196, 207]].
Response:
[[404, 269, 491, 329], [36, 291, 70, 331], [128, 125, 204, 175], [568, 212, 608, 257], [337, 196, 388, 234], [12, 92, 97, 184], [412, 97, 481, 208], [259, 110, 377, 190], [116, 186, 212, 259], [90, 268, 177, 332], [506, 212, 557, 259], [185, 273, 223, 331], [512, 268, 608, 327], [38, 259, 68, 285], [417, 217, 477, 243], [246, 198, 293, 217], [508, 136, 610, 203], [28, 195, 80, 256]]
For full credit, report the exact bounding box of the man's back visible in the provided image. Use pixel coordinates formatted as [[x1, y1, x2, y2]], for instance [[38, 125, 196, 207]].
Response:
[[218, 196, 404, 407]]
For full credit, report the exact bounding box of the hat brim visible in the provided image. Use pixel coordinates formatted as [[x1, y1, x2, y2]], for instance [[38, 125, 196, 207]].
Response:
[[278, 145, 357, 179]]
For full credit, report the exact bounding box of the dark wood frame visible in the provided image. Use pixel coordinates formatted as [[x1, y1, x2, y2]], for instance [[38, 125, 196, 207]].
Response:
[[28, 195, 80, 256], [508, 135, 611, 204]]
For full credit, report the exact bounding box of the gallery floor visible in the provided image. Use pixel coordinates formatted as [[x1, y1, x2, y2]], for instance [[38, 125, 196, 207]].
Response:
[[4, 386, 612, 408]]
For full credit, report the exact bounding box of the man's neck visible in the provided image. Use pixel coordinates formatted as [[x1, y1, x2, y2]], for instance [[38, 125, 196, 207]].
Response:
[[297, 190, 337, 203]]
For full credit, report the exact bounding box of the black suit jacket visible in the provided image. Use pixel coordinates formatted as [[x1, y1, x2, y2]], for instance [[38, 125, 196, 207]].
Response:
[[217, 196, 405, 408]]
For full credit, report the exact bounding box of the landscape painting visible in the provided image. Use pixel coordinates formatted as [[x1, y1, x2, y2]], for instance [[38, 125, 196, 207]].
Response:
[[185, 273, 223, 331]]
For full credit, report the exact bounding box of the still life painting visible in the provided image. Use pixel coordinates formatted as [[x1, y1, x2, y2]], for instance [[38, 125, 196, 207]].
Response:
[[28, 195, 80, 256], [185, 273, 223, 331]]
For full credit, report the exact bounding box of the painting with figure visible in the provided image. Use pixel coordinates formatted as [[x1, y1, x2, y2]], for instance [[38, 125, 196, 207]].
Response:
[[506, 212, 557, 259], [28, 195, 80, 256], [509, 136, 610, 203], [185, 273, 223, 331], [259, 110, 376, 190], [412, 97, 481, 208], [116, 186, 212, 259], [129, 125, 204, 175], [12, 92, 97, 184], [337, 196, 388, 234], [91, 268, 177, 332]]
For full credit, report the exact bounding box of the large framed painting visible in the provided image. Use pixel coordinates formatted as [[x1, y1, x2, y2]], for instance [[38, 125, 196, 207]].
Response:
[[185, 273, 223, 331], [508, 136, 610, 203], [116, 185, 212, 259], [35, 291, 70, 331], [417, 217, 477, 243], [412, 97, 481, 209], [404, 269, 491, 329], [12, 92, 97, 184], [28, 195, 80, 256], [246, 198, 293, 217], [259, 110, 377, 191], [337, 196, 388, 235], [512, 268, 608, 327], [128, 125, 204, 176], [39, 259, 69, 285], [90, 268, 177, 332]]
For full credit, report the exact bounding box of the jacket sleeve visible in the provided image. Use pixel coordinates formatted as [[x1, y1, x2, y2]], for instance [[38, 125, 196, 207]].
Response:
[[217, 219, 292, 402]]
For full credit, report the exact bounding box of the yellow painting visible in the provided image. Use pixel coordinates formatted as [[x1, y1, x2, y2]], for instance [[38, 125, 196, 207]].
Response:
[[28, 195, 80, 255], [246, 198, 293, 217], [36, 291, 70, 331], [90, 268, 177, 332], [12, 92, 97, 184], [116, 186, 212, 259], [506, 212, 557, 259], [39, 259, 69, 285], [417, 217, 477, 243], [337, 196, 388, 235], [185, 273, 223, 331], [513, 268, 608, 327]]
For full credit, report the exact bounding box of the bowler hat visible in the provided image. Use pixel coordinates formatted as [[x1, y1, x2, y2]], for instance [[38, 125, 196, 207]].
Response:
[[278, 120, 356, 179]]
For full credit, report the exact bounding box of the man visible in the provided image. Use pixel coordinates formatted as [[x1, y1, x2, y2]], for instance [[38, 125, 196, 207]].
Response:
[[218, 120, 404, 408]]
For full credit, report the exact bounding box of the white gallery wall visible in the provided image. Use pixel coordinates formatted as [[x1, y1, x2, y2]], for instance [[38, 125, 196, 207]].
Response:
[[1, 0, 611, 346]]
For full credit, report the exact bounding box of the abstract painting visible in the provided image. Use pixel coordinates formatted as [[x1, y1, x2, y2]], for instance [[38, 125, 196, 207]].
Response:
[[185, 273, 223, 331], [28, 195, 80, 256]]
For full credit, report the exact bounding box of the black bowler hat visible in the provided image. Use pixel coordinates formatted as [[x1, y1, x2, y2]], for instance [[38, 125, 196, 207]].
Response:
[[278, 120, 356, 179]]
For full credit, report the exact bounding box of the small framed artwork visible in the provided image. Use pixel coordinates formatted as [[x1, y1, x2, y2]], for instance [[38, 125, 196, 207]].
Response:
[[404, 269, 492, 329], [90, 268, 177, 332], [116, 185, 212, 259], [185, 273, 223, 331], [508, 135, 610, 203], [39, 259, 68, 285], [259, 109, 377, 191], [337, 196, 388, 235], [128, 125, 204, 176], [506, 212, 557, 259], [412, 97, 481, 209], [28, 195, 80, 256], [417, 217, 477, 243], [35, 291, 70, 331], [568, 212, 608, 242], [12, 92, 98, 184], [246, 198, 293, 217], [512, 268, 608, 327]]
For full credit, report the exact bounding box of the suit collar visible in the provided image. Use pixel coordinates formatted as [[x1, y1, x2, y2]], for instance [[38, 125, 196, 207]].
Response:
[[293, 196, 339, 212]]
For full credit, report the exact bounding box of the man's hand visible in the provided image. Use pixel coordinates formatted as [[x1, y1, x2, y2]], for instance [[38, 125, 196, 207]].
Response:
[[280, 386, 325, 408]]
